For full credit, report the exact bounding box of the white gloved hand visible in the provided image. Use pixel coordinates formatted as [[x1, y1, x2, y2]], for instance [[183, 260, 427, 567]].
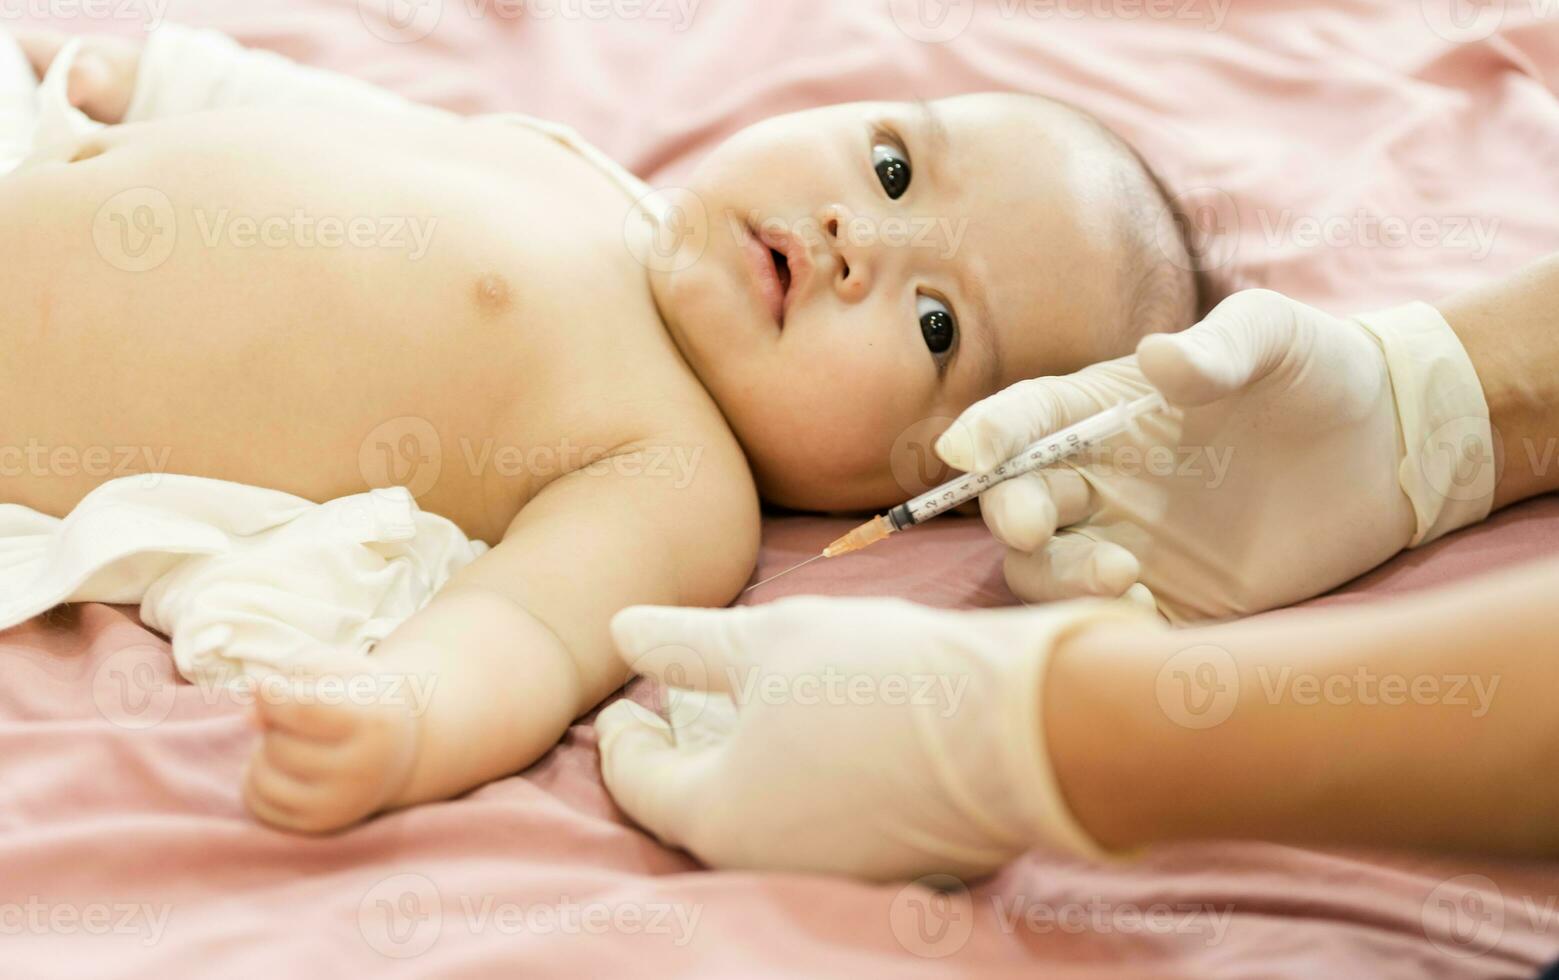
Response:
[[594, 596, 1152, 882], [935, 289, 1497, 624]]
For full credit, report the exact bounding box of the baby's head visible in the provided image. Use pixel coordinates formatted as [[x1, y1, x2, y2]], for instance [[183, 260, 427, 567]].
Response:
[[650, 92, 1199, 511]]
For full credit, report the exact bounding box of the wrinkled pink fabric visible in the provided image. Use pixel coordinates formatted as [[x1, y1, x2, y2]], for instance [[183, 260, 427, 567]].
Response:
[[6, 0, 1559, 976]]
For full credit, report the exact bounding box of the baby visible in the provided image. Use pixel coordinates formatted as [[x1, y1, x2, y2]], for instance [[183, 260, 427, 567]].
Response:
[[6, 25, 1198, 832]]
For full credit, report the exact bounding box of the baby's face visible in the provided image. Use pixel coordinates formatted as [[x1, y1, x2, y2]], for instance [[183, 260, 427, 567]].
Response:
[[652, 93, 1145, 511]]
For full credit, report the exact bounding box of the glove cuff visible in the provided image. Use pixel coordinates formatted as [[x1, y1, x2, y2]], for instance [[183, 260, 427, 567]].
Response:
[[1005, 600, 1158, 860], [1353, 302, 1495, 547]]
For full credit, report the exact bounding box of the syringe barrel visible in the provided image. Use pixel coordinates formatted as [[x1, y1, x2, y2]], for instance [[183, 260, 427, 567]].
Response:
[[899, 392, 1165, 526]]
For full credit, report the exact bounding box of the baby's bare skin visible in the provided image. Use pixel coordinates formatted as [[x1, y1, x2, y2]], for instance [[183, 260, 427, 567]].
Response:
[[1, 102, 760, 831], [2, 107, 703, 543]]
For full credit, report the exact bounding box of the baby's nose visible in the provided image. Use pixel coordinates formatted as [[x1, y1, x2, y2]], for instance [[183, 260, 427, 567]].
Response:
[[818, 203, 873, 304]]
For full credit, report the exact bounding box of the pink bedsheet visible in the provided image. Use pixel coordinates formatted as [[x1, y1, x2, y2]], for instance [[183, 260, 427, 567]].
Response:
[[7, 0, 1559, 976]]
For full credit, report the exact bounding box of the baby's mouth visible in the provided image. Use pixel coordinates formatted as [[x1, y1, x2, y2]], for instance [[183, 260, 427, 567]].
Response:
[[771, 248, 792, 299], [741, 221, 791, 329]]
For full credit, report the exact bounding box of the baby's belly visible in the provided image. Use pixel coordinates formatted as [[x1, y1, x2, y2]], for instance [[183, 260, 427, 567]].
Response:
[[0, 109, 649, 542]]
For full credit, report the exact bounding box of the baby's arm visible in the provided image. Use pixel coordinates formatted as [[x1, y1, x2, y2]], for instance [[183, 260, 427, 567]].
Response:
[[18, 23, 440, 125], [243, 428, 761, 833]]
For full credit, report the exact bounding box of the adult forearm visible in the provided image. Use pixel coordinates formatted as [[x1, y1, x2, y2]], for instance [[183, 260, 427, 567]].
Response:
[[1437, 252, 1559, 508], [1047, 557, 1559, 856]]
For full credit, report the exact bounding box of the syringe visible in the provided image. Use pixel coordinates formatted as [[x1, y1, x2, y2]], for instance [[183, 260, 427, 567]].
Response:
[[742, 392, 1167, 593], [824, 392, 1168, 558], [743, 392, 1167, 592]]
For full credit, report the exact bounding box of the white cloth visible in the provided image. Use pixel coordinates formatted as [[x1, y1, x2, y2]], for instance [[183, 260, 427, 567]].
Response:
[[0, 24, 693, 686], [0, 477, 488, 687]]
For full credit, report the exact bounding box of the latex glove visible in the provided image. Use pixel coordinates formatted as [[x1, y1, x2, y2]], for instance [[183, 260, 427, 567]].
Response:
[[935, 289, 1496, 624], [594, 596, 1151, 882]]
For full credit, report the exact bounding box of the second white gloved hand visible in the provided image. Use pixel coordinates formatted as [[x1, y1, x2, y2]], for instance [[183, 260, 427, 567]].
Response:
[[935, 289, 1496, 623], [595, 596, 1150, 882]]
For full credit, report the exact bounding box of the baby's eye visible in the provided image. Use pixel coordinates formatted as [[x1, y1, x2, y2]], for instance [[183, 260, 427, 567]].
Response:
[[918, 294, 956, 357], [873, 143, 911, 200]]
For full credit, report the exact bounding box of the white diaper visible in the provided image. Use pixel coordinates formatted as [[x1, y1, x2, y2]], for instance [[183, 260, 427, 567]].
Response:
[[0, 477, 488, 687]]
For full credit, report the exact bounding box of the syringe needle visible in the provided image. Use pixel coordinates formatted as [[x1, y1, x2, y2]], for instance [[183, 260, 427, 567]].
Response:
[[742, 553, 827, 594]]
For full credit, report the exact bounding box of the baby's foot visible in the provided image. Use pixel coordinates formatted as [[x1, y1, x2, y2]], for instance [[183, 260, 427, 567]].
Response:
[[242, 672, 420, 834]]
